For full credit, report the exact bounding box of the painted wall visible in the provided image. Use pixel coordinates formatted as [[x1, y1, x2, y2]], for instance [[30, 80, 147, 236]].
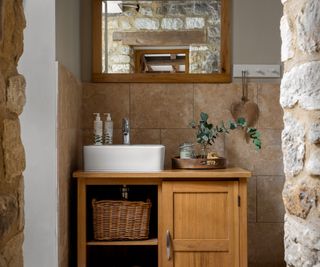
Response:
[[81, 0, 282, 81], [233, 0, 282, 64], [56, 0, 81, 79], [19, 0, 81, 265], [81, 0, 92, 81], [19, 0, 58, 267]]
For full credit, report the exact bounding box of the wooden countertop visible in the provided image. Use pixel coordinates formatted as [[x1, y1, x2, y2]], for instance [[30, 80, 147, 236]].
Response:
[[73, 167, 251, 179]]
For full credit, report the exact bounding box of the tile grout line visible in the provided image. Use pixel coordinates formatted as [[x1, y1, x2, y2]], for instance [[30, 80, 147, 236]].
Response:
[[159, 83, 167, 145], [129, 83, 131, 122], [249, 222, 285, 224], [256, 82, 260, 129], [256, 176, 258, 223], [193, 82, 195, 121]]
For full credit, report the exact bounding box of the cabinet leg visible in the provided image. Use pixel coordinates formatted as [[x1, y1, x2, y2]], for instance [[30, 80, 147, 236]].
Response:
[[78, 179, 87, 267], [239, 179, 248, 267]]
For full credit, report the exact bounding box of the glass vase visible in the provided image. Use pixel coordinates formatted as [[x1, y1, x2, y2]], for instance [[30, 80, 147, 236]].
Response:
[[199, 144, 208, 158]]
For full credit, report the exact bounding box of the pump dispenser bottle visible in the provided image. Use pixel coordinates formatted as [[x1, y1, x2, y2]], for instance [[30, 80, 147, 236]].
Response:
[[104, 113, 113, 144], [93, 113, 103, 145]]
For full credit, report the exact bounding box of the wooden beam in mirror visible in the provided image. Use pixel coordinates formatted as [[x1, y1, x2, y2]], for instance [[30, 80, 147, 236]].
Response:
[[92, 0, 231, 83]]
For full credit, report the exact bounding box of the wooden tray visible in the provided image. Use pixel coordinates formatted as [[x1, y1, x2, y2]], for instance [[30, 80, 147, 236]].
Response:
[[172, 156, 227, 169]]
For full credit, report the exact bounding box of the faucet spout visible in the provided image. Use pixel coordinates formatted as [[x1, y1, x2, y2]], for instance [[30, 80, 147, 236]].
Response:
[[122, 118, 130, 145]]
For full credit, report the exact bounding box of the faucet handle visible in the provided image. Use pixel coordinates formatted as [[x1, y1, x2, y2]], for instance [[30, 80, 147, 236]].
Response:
[[122, 118, 129, 128], [122, 118, 130, 145]]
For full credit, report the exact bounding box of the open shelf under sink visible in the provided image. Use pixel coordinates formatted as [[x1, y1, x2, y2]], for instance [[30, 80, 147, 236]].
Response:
[[87, 238, 158, 246]]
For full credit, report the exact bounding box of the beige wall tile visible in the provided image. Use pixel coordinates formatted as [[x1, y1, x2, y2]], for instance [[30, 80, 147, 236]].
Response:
[[248, 223, 256, 267], [194, 83, 258, 125], [57, 128, 81, 266], [57, 128, 81, 190], [82, 83, 129, 129], [225, 128, 259, 172], [82, 129, 91, 146], [58, 132, 81, 166], [248, 176, 257, 223], [58, 64, 82, 130], [194, 83, 238, 124], [225, 128, 283, 175], [131, 129, 161, 144], [163, 84, 194, 128], [130, 83, 165, 128], [57, 64, 82, 267], [257, 83, 283, 129], [257, 176, 285, 222], [249, 223, 286, 267], [78, 129, 83, 169], [130, 83, 194, 129], [254, 129, 284, 175]]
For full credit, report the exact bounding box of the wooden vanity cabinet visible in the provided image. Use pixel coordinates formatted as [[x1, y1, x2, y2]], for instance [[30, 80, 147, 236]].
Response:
[[74, 168, 250, 267], [162, 181, 240, 267]]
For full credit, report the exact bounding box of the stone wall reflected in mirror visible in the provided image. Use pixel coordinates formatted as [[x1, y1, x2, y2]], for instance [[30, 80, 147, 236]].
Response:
[[102, 0, 221, 74]]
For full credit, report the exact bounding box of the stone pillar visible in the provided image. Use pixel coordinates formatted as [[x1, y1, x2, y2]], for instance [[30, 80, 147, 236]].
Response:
[[0, 0, 26, 266], [280, 0, 320, 266]]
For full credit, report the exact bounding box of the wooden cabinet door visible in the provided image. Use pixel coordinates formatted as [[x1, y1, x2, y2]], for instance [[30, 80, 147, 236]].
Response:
[[162, 181, 239, 267]]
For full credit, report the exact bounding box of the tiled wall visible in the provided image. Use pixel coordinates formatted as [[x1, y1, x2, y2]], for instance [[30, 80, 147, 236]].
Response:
[[82, 82, 285, 267], [57, 64, 82, 267]]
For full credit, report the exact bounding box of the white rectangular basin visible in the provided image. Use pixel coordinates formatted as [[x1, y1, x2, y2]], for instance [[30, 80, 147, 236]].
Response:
[[84, 145, 165, 171]]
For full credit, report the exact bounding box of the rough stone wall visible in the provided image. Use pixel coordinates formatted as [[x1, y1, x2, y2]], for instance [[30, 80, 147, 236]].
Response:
[[104, 0, 220, 73], [280, 0, 320, 266], [0, 0, 26, 266], [57, 63, 82, 267]]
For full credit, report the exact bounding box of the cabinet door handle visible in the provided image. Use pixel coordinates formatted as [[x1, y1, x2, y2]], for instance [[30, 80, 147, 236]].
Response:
[[166, 230, 171, 260]]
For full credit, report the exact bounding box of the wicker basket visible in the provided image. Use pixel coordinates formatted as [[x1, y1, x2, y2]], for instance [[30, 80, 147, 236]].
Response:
[[92, 199, 152, 241]]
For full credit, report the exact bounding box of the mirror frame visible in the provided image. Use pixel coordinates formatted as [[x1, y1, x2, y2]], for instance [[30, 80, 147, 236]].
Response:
[[92, 0, 231, 83]]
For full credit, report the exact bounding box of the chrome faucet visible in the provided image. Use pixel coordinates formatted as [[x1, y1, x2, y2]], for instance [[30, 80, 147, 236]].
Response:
[[122, 118, 130, 145]]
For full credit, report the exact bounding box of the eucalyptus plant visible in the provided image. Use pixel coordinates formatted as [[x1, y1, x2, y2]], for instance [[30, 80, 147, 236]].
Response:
[[190, 112, 261, 151]]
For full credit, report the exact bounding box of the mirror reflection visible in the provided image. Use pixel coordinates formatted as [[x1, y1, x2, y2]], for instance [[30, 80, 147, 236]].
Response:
[[102, 0, 221, 74]]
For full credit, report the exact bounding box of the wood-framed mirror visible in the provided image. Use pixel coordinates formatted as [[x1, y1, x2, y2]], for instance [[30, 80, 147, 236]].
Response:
[[92, 0, 231, 83]]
